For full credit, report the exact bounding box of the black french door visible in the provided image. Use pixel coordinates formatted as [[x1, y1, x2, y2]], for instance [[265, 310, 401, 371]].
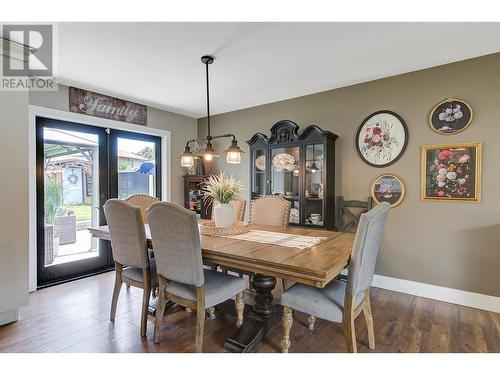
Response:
[[36, 117, 162, 287]]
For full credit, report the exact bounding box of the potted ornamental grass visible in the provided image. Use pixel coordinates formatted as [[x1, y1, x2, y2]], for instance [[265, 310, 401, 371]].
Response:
[[203, 172, 244, 228]]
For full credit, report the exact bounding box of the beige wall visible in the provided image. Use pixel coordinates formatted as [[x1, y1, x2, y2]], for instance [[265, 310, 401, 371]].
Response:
[[198, 53, 500, 297], [0, 90, 29, 319], [30, 84, 197, 205]]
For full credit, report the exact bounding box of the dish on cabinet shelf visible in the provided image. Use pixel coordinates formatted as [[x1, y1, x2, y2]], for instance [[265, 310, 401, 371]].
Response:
[[255, 155, 266, 171], [289, 208, 300, 224]]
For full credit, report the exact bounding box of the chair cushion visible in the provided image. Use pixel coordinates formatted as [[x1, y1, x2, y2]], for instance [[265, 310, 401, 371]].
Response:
[[122, 260, 158, 288], [280, 279, 364, 323], [165, 270, 245, 308]]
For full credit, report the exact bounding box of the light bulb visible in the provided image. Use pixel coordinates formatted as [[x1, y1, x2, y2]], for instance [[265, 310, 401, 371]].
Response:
[[204, 153, 213, 161], [226, 151, 241, 164]]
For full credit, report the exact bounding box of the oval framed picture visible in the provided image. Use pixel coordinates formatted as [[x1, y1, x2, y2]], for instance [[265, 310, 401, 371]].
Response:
[[429, 98, 473, 135], [356, 110, 409, 168], [370, 173, 405, 208]]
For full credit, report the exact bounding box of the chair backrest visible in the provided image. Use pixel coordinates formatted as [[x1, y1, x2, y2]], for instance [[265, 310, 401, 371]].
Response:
[[124, 194, 160, 224], [337, 196, 373, 232], [346, 202, 390, 297], [103, 199, 149, 268], [250, 195, 291, 227], [211, 198, 246, 221], [147, 202, 204, 287]]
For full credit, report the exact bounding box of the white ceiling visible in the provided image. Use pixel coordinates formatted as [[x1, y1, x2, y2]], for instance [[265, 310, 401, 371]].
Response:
[[57, 23, 500, 118]]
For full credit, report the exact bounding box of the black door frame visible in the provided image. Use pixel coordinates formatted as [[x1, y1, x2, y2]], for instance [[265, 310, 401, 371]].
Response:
[[36, 117, 163, 288]]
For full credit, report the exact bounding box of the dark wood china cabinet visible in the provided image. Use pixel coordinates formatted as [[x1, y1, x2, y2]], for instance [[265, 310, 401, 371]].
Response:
[[183, 175, 212, 219], [247, 120, 338, 230]]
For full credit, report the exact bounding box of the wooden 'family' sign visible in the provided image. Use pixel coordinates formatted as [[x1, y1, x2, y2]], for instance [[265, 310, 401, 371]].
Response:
[[69, 86, 147, 126]]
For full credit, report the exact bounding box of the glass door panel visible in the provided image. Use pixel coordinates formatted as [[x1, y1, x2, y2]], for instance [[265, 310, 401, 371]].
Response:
[[270, 146, 300, 224], [305, 143, 324, 226], [252, 149, 267, 199], [117, 138, 157, 199], [109, 130, 161, 202], [43, 128, 101, 266]]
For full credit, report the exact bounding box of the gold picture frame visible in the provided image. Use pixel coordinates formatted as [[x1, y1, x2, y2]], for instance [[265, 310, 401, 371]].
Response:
[[370, 173, 405, 208], [421, 142, 482, 202], [428, 98, 473, 135]]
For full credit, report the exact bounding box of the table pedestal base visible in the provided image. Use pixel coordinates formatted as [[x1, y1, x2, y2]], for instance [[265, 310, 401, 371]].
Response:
[[222, 273, 281, 353]]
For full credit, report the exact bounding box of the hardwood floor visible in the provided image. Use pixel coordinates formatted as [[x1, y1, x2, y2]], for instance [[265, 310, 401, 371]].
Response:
[[0, 271, 498, 353]]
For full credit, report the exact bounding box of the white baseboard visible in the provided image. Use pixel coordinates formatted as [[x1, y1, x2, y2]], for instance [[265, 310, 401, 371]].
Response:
[[370, 274, 500, 313], [0, 309, 18, 326]]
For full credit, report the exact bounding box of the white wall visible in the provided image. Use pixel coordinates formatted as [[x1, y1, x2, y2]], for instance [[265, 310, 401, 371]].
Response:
[[0, 90, 29, 323]]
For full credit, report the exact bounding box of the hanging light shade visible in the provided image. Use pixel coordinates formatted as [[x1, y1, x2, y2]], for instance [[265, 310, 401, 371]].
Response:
[[224, 139, 244, 164], [180, 146, 195, 167], [202, 141, 219, 161]]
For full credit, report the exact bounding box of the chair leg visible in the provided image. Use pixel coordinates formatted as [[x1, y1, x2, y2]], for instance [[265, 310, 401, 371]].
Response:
[[206, 306, 216, 320], [110, 263, 123, 321], [140, 268, 151, 337], [195, 286, 206, 353], [281, 279, 287, 292], [281, 306, 293, 353], [307, 315, 316, 331], [235, 291, 244, 328], [154, 276, 168, 344], [362, 288, 375, 350], [342, 294, 357, 353]]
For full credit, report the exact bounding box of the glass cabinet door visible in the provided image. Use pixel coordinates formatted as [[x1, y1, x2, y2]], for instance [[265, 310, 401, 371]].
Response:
[[304, 143, 324, 226], [270, 146, 300, 225], [251, 149, 267, 199]]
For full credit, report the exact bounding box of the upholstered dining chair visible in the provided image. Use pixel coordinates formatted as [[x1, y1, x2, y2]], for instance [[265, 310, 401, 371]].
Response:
[[103, 199, 158, 337], [124, 194, 160, 224], [211, 198, 247, 221], [279, 202, 390, 353], [147, 202, 246, 353], [248, 195, 292, 291], [249, 195, 291, 227]]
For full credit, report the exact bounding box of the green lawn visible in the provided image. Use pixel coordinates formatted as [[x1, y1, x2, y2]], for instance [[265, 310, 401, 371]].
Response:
[[63, 204, 92, 221]]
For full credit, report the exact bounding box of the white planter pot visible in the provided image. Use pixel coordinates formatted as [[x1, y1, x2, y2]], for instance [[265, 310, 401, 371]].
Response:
[[213, 202, 234, 228]]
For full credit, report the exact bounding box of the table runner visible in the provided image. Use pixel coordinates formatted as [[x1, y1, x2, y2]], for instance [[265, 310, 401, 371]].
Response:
[[216, 230, 328, 250]]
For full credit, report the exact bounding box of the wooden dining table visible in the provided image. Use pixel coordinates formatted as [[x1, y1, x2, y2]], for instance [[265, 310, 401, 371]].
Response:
[[88, 220, 355, 353]]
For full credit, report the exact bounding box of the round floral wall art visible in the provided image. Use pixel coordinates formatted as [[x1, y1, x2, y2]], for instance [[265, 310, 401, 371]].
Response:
[[429, 98, 473, 135], [356, 110, 409, 168], [421, 143, 482, 202], [370, 173, 405, 208]]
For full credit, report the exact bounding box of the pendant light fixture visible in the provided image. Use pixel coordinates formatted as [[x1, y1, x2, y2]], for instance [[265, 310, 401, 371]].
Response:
[[179, 55, 244, 167]]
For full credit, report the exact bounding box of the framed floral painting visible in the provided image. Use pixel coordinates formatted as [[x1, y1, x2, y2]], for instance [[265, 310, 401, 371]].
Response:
[[421, 143, 482, 202], [370, 173, 405, 208], [429, 98, 473, 135], [356, 110, 409, 168]]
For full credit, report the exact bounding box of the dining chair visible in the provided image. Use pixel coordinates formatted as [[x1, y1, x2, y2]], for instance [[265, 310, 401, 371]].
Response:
[[211, 198, 247, 221], [337, 196, 374, 233], [124, 194, 160, 224], [147, 202, 246, 353], [123, 194, 159, 289], [249, 195, 291, 227], [279, 202, 390, 353], [248, 195, 292, 291], [103, 199, 158, 337]]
